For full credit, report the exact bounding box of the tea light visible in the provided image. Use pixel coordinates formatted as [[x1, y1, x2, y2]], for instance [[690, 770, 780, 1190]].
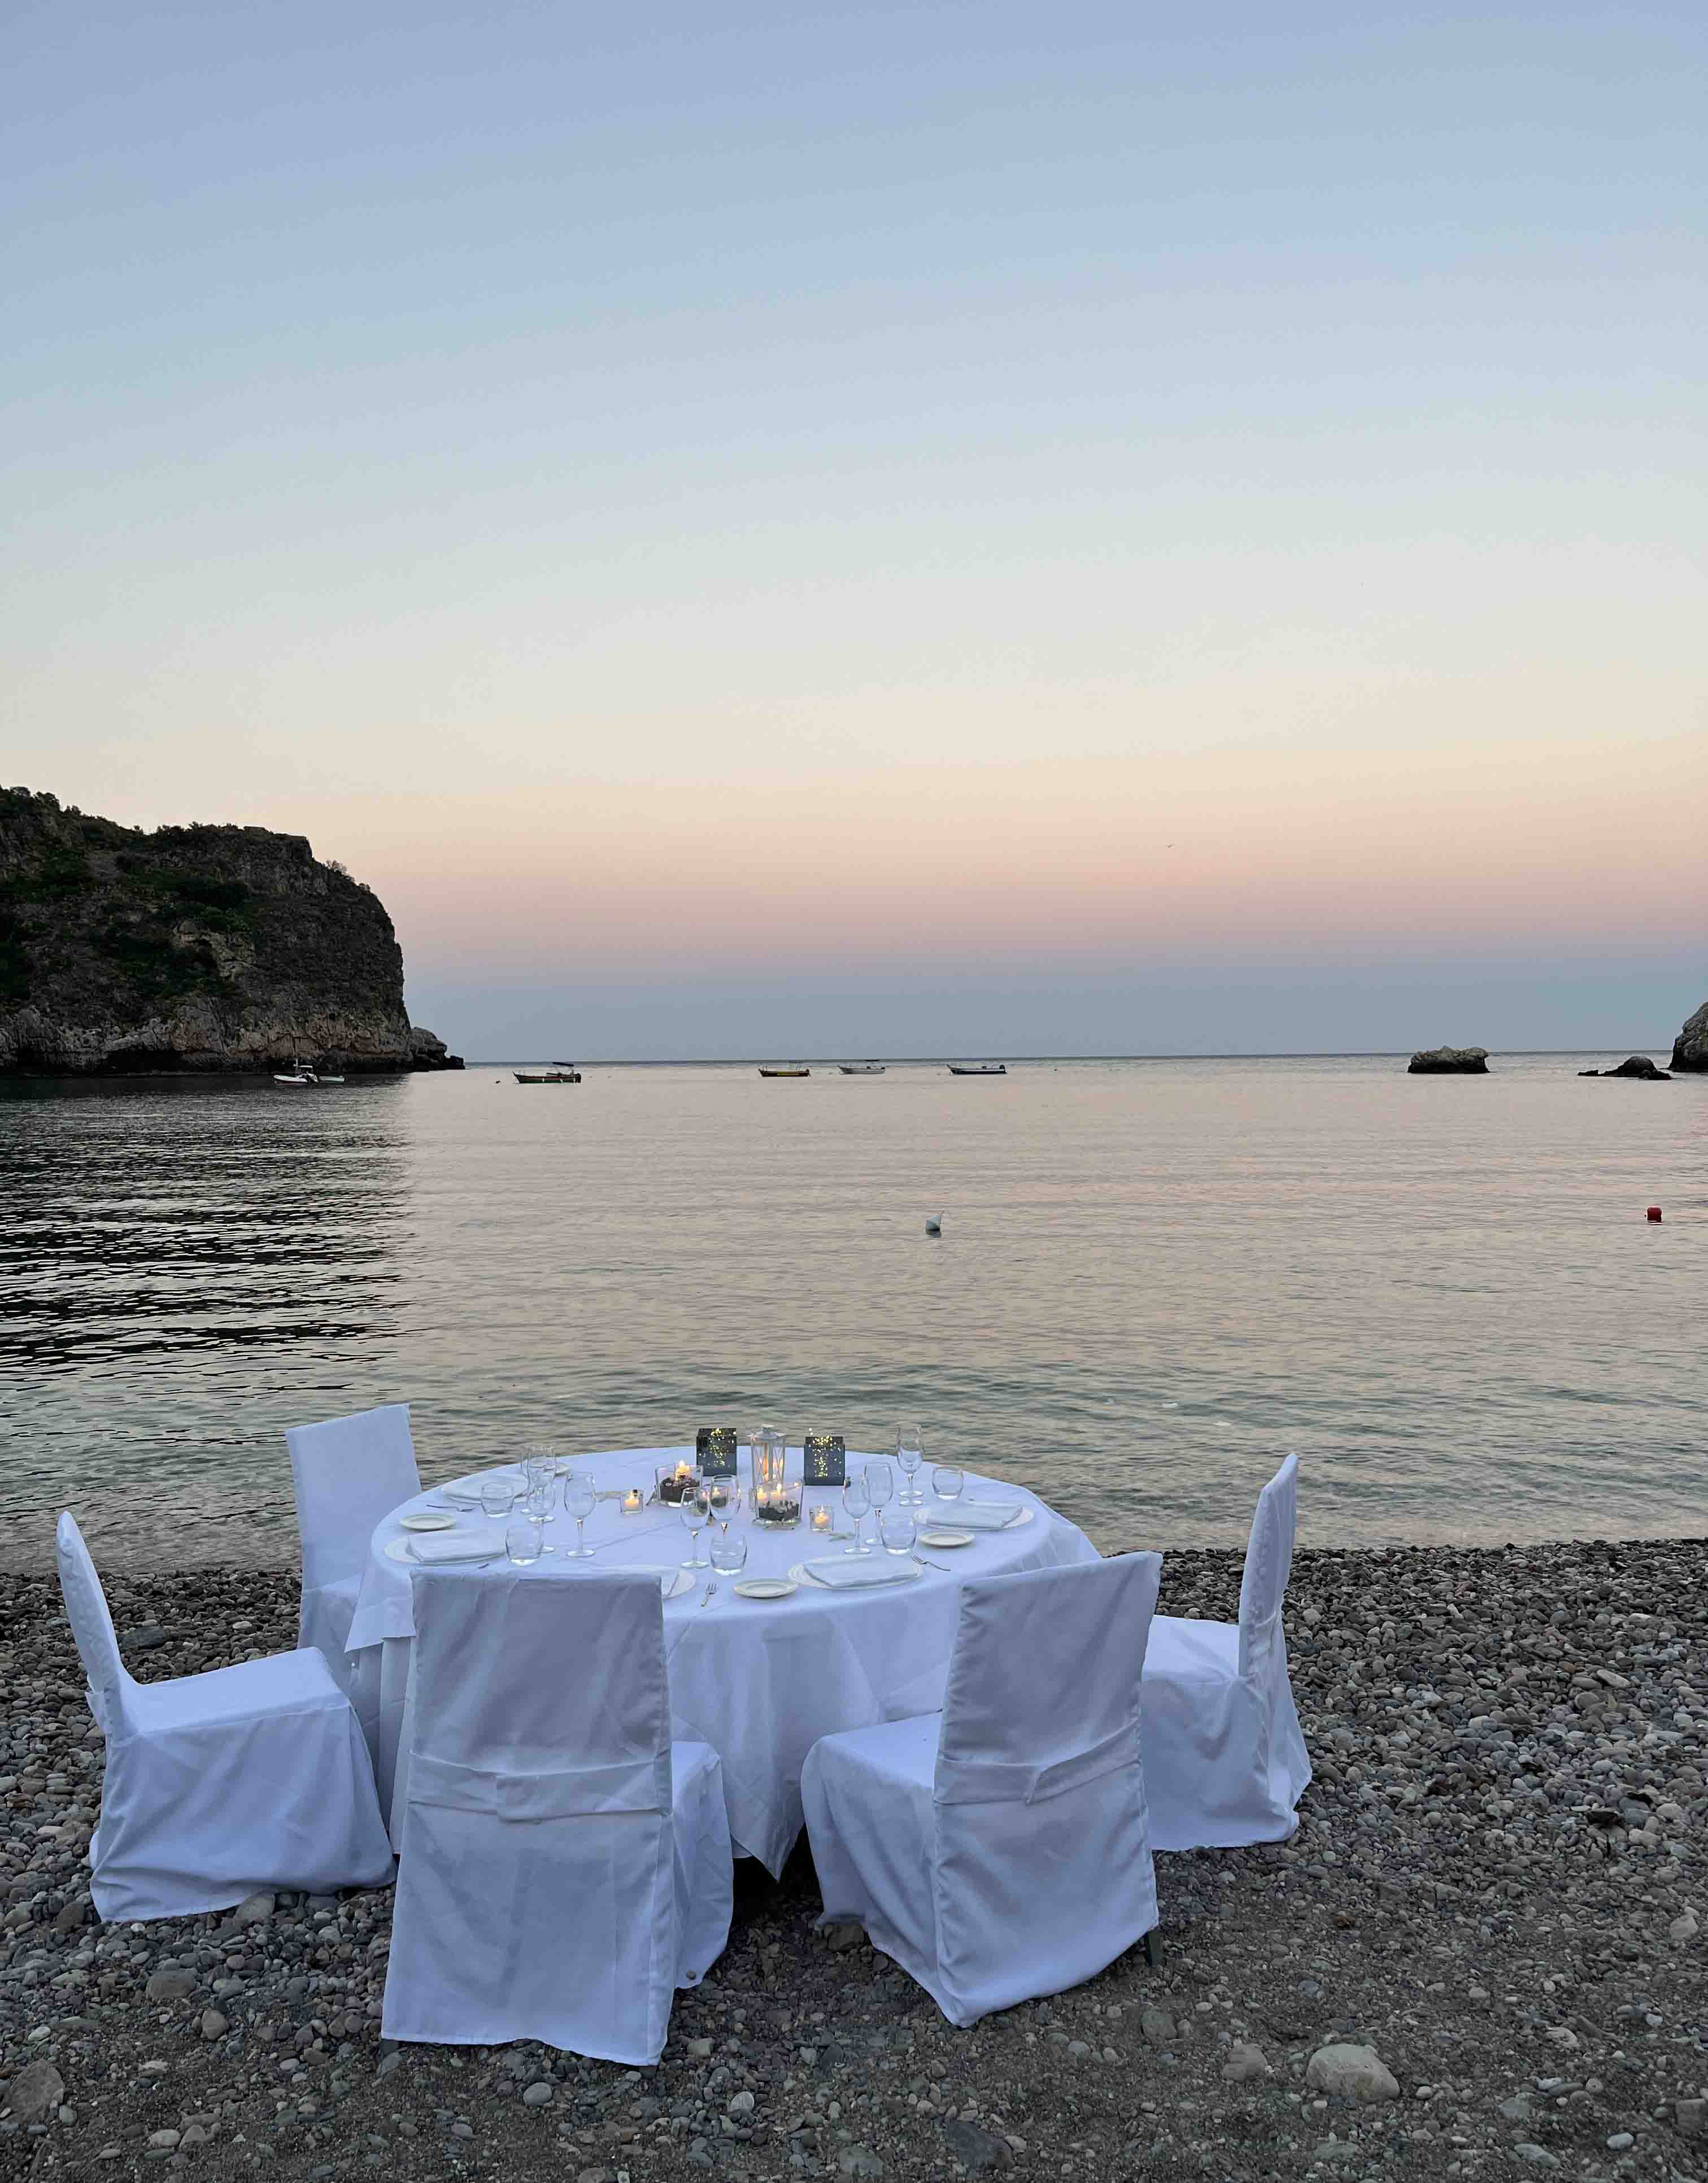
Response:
[[811, 1505, 833, 1532], [621, 1488, 644, 1515]]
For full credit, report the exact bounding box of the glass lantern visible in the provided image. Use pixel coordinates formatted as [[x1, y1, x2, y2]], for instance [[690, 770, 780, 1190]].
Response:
[[749, 1425, 801, 1528]]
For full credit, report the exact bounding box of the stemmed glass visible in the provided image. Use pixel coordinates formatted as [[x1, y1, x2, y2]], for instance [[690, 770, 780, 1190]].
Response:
[[525, 1445, 561, 1529], [680, 1483, 713, 1570], [895, 1424, 924, 1506], [523, 1465, 555, 1553], [563, 1476, 598, 1558], [865, 1458, 895, 1535], [841, 1476, 871, 1556]]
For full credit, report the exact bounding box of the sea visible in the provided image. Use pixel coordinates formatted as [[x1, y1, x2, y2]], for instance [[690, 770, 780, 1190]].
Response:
[[1, 1053, 1700, 1575]]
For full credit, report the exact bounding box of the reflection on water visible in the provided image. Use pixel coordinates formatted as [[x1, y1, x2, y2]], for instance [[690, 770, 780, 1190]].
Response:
[[1, 1057, 1702, 1572]]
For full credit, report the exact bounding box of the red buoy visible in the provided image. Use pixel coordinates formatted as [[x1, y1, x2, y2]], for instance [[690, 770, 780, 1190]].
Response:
[[1646, 1205, 1663, 1222]]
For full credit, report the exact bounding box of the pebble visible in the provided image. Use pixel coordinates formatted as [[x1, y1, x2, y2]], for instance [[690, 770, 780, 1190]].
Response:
[[521, 2080, 552, 2105], [1305, 2043, 1400, 2102], [6, 2060, 65, 2122]]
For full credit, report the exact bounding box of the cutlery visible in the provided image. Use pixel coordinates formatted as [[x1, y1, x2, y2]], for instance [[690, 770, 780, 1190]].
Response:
[[698, 1580, 719, 1610]]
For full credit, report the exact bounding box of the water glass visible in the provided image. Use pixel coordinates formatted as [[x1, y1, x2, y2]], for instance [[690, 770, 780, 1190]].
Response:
[[709, 1528, 748, 1579], [841, 1476, 871, 1555], [895, 1423, 924, 1505], [680, 1485, 712, 1570], [505, 1516, 543, 1566], [880, 1508, 917, 1558], [564, 1477, 599, 1558], [864, 1458, 895, 1518], [480, 1478, 516, 1519], [931, 1465, 964, 1503]]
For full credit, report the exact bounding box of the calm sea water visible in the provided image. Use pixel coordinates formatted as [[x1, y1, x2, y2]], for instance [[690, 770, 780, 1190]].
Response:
[[1, 1055, 1701, 1574]]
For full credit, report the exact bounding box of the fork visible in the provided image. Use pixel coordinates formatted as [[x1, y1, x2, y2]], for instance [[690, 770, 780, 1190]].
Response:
[[698, 1579, 719, 1610]]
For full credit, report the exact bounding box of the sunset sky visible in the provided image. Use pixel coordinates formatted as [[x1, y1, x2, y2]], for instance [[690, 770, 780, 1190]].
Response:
[[5, 2, 1702, 1056]]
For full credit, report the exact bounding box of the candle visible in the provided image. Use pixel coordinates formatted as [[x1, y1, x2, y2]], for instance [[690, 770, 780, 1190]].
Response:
[[622, 1488, 643, 1514], [811, 1505, 831, 1532], [674, 1461, 692, 1482]]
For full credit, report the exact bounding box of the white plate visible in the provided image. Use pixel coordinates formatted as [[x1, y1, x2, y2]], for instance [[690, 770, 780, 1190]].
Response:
[[917, 1528, 974, 1548], [384, 1535, 500, 1566], [600, 1565, 695, 1601], [733, 1577, 797, 1601], [789, 1558, 923, 1591], [399, 1511, 457, 1532]]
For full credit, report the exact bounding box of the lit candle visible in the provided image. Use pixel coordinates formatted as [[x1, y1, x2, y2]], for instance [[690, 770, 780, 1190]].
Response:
[[811, 1505, 831, 1532], [674, 1461, 692, 1482], [622, 1488, 643, 1514]]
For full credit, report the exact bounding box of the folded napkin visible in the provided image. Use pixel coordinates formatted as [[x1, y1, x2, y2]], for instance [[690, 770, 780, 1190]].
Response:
[[930, 1500, 1022, 1532], [803, 1555, 917, 1589], [407, 1528, 506, 1564]]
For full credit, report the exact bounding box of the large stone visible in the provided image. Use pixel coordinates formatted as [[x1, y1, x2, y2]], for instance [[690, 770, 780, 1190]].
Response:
[[1671, 1000, 1708, 1073], [1305, 2043, 1400, 2102], [145, 1967, 197, 2003], [942, 2120, 1014, 2170], [1597, 1055, 1671, 1080], [1139, 2005, 1177, 2049], [230, 1890, 276, 1928], [7, 2060, 66, 2123], [1222, 2041, 1272, 2082], [1408, 1047, 1489, 1074]]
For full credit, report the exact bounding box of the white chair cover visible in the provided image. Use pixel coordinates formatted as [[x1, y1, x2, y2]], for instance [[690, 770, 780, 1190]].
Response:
[[1140, 1453, 1311, 1849], [381, 1570, 732, 2063], [56, 1513, 394, 1923], [801, 1553, 1162, 2027], [286, 1403, 420, 1714]]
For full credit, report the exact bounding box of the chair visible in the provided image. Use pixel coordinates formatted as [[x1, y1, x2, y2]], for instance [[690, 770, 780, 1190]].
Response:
[[800, 1553, 1162, 2027], [381, 1570, 732, 2062], [286, 1402, 420, 1704], [1140, 1453, 1311, 1850], [55, 1513, 394, 1923]]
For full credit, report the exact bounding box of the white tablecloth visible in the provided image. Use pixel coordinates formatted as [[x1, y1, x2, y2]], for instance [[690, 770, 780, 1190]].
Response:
[[346, 1446, 1099, 1874]]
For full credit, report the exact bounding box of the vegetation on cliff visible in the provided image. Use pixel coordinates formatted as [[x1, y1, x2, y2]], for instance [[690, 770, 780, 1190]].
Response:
[[0, 787, 460, 1074]]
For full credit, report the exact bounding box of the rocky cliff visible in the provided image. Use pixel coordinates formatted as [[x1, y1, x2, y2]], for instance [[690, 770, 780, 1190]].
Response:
[[1671, 1001, 1707, 1073], [0, 788, 462, 1074]]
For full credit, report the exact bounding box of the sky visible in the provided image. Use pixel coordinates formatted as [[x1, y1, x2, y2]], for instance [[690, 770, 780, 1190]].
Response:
[[3, 1, 1703, 1057]]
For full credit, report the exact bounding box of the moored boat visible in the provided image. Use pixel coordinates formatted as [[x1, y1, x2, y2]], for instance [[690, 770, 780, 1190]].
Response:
[[514, 1067, 581, 1083], [758, 1065, 811, 1078], [948, 1062, 1006, 1075], [839, 1062, 886, 1075]]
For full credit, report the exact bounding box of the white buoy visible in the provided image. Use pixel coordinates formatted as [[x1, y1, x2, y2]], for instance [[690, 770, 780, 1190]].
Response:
[[925, 1213, 942, 1236]]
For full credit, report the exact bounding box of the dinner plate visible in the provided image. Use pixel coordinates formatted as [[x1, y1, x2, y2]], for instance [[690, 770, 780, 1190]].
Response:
[[399, 1511, 456, 1532], [384, 1535, 500, 1566], [789, 1558, 923, 1591], [733, 1576, 797, 1601], [917, 1528, 974, 1548]]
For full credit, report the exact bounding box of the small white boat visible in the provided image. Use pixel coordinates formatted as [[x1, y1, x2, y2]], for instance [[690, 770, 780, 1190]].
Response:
[[274, 1062, 336, 1087], [948, 1062, 1006, 1076], [839, 1062, 886, 1075], [759, 1065, 811, 1078], [515, 1067, 581, 1083]]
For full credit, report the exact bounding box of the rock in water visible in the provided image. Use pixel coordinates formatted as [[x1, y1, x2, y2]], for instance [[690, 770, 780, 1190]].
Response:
[[1305, 2043, 1401, 2101], [1598, 1055, 1671, 1080], [0, 786, 463, 1074], [1671, 999, 1708, 1072], [1408, 1047, 1490, 1074]]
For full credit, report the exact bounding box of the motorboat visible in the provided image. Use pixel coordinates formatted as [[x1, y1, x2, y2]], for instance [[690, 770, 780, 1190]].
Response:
[[839, 1062, 886, 1075], [274, 1062, 338, 1087], [758, 1065, 811, 1078], [948, 1062, 1006, 1075], [514, 1067, 581, 1083]]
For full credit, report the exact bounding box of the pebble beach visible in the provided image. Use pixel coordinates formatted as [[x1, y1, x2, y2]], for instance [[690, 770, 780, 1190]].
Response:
[[2, 1537, 1705, 2183]]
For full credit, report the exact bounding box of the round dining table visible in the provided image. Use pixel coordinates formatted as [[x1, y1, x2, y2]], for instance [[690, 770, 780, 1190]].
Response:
[[345, 1446, 1099, 1873]]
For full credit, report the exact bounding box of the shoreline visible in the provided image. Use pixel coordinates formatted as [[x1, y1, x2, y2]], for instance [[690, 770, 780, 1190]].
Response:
[[2, 1537, 1704, 2181]]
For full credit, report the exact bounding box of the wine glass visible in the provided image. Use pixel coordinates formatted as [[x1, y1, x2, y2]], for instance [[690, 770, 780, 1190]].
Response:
[[931, 1465, 964, 1504], [680, 1484, 713, 1570], [895, 1423, 924, 1506], [564, 1476, 598, 1558], [505, 1516, 543, 1566], [841, 1476, 871, 1555], [524, 1467, 555, 1553], [864, 1458, 895, 1526], [881, 1508, 917, 1558]]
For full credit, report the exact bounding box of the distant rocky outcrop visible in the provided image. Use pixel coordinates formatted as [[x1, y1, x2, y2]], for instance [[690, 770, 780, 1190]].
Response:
[[1408, 1047, 1489, 1075], [1671, 1001, 1708, 1074], [0, 787, 463, 1075], [1580, 1056, 1671, 1080]]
